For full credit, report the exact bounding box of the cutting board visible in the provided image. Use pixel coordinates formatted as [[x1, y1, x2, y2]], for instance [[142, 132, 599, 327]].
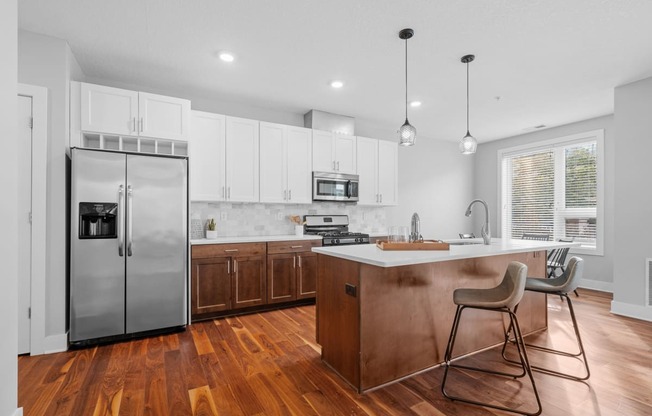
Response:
[[376, 240, 450, 251]]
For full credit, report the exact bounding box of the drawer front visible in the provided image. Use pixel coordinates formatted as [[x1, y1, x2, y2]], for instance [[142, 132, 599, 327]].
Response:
[[267, 239, 322, 255], [192, 243, 266, 259]]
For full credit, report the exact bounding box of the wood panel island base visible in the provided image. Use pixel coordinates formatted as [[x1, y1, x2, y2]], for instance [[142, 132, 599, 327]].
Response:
[[313, 239, 576, 393]]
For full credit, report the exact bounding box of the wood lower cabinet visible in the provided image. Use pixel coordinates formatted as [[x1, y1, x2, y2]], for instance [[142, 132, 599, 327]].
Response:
[[267, 240, 321, 304], [191, 243, 266, 319]]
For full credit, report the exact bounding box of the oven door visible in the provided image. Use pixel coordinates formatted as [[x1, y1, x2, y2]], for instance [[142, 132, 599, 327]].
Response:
[[313, 172, 359, 202]]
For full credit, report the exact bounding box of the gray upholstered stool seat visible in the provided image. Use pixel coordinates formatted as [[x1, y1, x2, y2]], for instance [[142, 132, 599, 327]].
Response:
[[441, 261, 542, 416], [503, 257, 590, 381]]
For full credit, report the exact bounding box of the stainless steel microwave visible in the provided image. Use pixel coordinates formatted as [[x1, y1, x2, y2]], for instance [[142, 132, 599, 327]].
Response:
[[312, 172, 359, 202]]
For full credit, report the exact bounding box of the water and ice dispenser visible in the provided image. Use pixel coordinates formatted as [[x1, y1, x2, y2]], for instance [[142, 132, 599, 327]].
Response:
[[78, 202, 118, 238]]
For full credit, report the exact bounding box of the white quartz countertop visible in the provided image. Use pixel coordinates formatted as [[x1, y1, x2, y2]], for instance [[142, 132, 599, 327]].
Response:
[[312, 238, 580, 268], [191, 234, 322, 245]]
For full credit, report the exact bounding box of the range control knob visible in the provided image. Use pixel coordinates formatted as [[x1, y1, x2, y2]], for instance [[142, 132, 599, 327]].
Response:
[[334, 239, 340, 244]]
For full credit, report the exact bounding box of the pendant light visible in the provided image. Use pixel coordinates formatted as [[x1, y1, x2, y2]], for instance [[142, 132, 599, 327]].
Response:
[[459, 54, 478, 154], [398, 28, 416, 146]]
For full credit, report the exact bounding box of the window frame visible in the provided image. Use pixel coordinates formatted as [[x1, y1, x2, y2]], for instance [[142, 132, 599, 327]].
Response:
[[497, 129, 605, 256]]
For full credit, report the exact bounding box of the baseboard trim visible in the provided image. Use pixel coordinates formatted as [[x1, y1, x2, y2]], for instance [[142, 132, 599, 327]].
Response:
[[611, 300, 652, 322], [43, 332, 68, 354], [578, 278, 613, 293], [13, 407, 24, 416]]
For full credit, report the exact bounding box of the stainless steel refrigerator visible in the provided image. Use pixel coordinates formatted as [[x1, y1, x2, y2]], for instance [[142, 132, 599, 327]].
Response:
[[70, 148, 188, 344]]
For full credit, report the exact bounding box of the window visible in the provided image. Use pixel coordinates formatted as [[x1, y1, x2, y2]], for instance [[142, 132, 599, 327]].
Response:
[[499, 130, 604, 255]]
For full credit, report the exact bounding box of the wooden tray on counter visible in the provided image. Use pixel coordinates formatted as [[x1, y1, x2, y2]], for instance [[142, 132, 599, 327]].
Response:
[[376, 240, 450, 251]]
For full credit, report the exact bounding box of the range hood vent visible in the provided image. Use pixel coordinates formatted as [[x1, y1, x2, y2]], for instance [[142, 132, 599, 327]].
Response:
[[304, 110, 355, 136]]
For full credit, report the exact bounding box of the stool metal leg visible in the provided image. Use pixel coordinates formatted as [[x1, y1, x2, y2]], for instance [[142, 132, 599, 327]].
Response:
[[502, 293, 590, 381], [442, 306, 542, 416]]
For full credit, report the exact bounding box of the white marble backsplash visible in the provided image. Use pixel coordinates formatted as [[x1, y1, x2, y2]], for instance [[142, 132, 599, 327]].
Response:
[[191, 202, 387, 239]]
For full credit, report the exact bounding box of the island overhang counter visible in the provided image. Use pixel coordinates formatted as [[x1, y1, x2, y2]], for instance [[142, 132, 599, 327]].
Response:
[[312, 238, 577, 393]]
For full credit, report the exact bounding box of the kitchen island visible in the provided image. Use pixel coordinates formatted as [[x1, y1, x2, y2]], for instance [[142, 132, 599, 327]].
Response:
[[313, 238, 577, 392]]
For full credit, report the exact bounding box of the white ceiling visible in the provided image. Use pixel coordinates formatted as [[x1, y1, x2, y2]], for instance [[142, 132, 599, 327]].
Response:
[[17, 0, 652, 143]]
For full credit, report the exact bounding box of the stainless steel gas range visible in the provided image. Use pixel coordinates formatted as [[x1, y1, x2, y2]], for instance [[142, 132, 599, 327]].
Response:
[[304, 215, 370, 246]]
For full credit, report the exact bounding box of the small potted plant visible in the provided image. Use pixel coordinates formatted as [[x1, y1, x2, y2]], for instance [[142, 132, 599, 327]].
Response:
[[206, 218, 218, 239]]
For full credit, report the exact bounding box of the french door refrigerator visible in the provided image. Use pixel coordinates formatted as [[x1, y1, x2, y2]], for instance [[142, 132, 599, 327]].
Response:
[[70, 148, 188, 344]]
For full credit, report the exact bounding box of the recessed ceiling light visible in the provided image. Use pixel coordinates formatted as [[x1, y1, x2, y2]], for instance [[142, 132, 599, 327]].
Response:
[[219, 52, 235, 62], [410, 101, 422, 108], [330, 80, 344, 89]]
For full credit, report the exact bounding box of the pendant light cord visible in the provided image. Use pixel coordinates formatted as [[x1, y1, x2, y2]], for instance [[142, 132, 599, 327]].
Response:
[[405, 37, 408, 120], [466, 61, 470, 133]]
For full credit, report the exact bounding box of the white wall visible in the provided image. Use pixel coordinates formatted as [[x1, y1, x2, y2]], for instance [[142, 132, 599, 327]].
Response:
[[474, 115, 615, 290], [613, 76, 652, 320], [17, 30, 83, 350], [386, 138, 475, 239], [0, 1, 18, 414]]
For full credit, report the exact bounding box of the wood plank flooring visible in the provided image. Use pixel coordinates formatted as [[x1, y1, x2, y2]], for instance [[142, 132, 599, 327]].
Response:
[[18, 289, 652, 415]]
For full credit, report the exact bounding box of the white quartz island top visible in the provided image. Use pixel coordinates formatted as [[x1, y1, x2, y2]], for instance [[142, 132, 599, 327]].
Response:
[[191, 234, 322, 245], [312, 238, 579, 268]]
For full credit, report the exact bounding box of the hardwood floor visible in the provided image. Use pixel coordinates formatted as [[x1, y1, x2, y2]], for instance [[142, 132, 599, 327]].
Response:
[[18, 289, 652, 415]]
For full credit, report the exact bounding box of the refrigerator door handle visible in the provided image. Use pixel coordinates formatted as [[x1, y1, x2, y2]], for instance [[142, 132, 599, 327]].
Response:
[[118, 185, 125, 256], [127, 185, 134, 256]]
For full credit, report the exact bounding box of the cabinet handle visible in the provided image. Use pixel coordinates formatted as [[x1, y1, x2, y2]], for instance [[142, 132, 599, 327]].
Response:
[[288, 189, 292, 200], [132, 117, 136, 133], [284, 190, 287, 200], [293, 256, 296, 268], [337, 161, 340, 171], [227, 187, 231, 199], [290, 245, 303, 248], [224, 249, 239, 252], [139, 117, 143, 133], [375, 194, 378, 203], [227, 260, 230, 274], [380, 194, 383, 203], [234, 259, 238, 273], [222, 186, 225, 199], [298, 255, 302, 268]]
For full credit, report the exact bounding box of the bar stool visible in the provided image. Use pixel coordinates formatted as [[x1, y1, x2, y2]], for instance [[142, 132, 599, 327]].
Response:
[[502, 257, 590, 381], [441, 261, 542, 416]]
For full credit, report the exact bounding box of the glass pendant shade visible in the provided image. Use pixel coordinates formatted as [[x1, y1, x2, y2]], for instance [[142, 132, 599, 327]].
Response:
[[399, 119, 417, 146], [459, 131, 477, 154]]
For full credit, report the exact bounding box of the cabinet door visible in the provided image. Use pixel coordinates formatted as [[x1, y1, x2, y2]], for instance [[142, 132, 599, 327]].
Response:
[[286, 126, 313, 203], [232, 255, 266, 309], [226, 117, 260, 202], [297, 252, 318, 299], [259, 122, 287, 203], [312, 130, 335, 172], [190, 111, 226, 201], [356, 136, 379, 205], [267, 254, 296, 304], [138, 92, 191, 141], [81, 83, 138, 136], [334, 134, 357, 174], [377, 140, 398, 205], [191, 257, 231, 315]]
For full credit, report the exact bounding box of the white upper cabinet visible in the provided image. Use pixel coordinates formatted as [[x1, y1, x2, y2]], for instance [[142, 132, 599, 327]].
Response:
[[190, 111, 226, 201], [312, 130, 357, 174], [260, 122, 312, 204], [226, 116, 259, 202], [78, 82, 190, 141], [138, 92, 190, 141], [81, 83, 138, 136], [356, 137, 398, 206]]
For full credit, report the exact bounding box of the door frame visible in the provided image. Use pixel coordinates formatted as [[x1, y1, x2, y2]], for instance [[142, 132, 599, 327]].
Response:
[[18, 83, 47, 355]]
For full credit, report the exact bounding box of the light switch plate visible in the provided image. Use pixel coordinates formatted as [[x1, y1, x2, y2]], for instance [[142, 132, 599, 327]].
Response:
[[220, 212, 227, 221], [276, 212, 283, 221]]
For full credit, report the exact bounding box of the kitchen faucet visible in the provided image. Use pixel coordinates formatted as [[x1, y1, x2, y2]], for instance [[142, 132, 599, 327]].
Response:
[[465, 199, 491, 245], [410, 212, 422, 242]]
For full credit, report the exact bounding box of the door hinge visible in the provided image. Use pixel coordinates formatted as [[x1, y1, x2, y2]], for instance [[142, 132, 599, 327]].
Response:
[[29, 117, 33, 129], [28, 307, 31, 319]]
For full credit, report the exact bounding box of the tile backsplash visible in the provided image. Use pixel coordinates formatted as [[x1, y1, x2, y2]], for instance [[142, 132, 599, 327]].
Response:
[[191, 202, 387, 239]]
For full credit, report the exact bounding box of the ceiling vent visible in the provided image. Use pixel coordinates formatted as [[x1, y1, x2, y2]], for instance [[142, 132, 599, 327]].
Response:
[[304, 110, 355, 136]]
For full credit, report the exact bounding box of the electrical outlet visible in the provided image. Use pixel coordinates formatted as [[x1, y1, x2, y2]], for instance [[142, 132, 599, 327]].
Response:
[[276, 212, 283, 221], [220, 212, 227, 221]]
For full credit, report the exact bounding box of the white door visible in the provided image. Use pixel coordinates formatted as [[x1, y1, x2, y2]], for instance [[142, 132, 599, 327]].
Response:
[[286, 126, 313, 204], [226, 117, 259, 202], [259, 122, 287, 203], [356, 137, 379, 205], [139, 92, 190, 141], [334, 133, 357, 174], [190, 111, 226, 201], [312, 130, 334, 172], [378, 140, 398, 205], [17, 95, 32, 354], [80, 82, 138, 136]]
